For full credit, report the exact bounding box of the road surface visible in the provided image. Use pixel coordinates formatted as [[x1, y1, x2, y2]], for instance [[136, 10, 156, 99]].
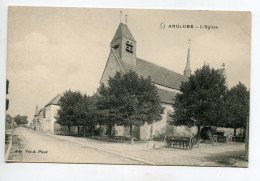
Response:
[[6, 127, 142, 164], [6, 127, 247, 167]]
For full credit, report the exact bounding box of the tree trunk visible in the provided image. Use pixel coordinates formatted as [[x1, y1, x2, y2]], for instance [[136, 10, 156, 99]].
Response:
[[197, 125, 201, 140], [234, 127, 237, 136], [68, 126, 71, 136], [242, 128, 246, 142], [99, 124, 102, 138], [108, 125, 112, 138], [83, 126, 86, 137], [130, 125, 134, 144], [92, 125, 95, 137]]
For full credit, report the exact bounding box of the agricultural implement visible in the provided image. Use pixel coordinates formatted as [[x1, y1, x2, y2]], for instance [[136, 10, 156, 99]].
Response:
[[165, 136, 199, 150]]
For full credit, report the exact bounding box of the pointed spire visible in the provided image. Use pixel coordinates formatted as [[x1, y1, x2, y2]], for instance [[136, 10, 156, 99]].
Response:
[[110, 15, 137, 66], [119, 11, 122, 23], [222, 63, 225, 69], [34, 105, 39, 116], [217, 62, 226, 76], [111, 23, 136, 43], [217, 62, 228, 87], [184, 39, 192, 78]]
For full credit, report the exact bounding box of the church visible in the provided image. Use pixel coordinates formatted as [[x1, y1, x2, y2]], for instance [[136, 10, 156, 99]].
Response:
[[100, 22, 196, 140]]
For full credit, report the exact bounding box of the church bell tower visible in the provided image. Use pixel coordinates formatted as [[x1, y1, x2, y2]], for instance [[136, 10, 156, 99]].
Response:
[[110, 23, 137, 66]]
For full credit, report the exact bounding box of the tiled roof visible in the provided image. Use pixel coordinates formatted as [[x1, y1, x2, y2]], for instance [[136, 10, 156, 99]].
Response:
[[120, 57, 187, 90], [157, 88, 177, 104], [111, 23, 135, 42], [45, 94, 62, 107]]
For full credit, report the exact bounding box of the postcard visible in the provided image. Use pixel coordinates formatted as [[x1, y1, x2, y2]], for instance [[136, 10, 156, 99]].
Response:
[[5, 6, 250, 167]]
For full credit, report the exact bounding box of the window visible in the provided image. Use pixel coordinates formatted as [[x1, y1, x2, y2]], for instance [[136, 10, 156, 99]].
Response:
[[113, 44, 119, 49], [126, 40, 134, 53]]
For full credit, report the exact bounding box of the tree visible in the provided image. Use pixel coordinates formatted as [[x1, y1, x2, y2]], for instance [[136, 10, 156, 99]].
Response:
[[6, 114, 12, 124], [6, 114, 13, 129], [73, 100, 85, 136], [56, 90, 83, 135], [13, 115, 28, 126], [224, 82, 249, 136], [77, 94, 100, 137], [97, 83, 118, 138], [73, 94, 87, 136], [171, 65, 227, 138], [88, 94, 107, 138], [99, 71, 164, 144]]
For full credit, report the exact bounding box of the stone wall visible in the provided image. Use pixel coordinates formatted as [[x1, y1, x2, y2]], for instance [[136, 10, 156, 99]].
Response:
[[54, 124, 83, 135], [113, 104, 198, 140]]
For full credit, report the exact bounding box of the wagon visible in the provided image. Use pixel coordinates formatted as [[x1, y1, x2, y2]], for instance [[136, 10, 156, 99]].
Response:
[[165, 136, 199, 150]]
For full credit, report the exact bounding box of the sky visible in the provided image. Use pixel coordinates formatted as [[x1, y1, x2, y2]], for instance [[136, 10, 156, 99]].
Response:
[[6, 7, 251, 121]]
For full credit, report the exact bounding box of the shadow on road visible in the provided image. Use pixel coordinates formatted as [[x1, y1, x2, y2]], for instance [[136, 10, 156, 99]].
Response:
[[203, 150, 247, 167]]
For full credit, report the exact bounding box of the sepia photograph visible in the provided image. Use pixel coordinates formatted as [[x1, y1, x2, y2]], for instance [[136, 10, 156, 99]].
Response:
[[5, 6, 250, 167]]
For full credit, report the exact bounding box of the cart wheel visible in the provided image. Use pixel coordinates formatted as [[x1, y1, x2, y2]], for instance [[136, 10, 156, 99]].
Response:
[[226, 135, 232, 144], [188, 142, 193, 150], [212, 135, 217, 145]]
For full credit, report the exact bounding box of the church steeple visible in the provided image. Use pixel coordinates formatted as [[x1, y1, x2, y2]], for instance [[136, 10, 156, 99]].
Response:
[[184, 40, 191, 78], [34, 105, 39, 116], [110, 22, 136, 66], [217, 63, 228, 87]]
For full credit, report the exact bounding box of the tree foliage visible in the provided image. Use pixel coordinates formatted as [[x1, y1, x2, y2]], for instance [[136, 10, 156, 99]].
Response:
[[98, 71, 164, 143], [6, 114, 12, 123], [171, 65, 227, 130], [224, 82, 249, 132], [88, 93, 107, 137], [13, 115, 28, 126], [56, 90, 109, 136], [78, 94, 101, 136], [56, 90, 83, 134]]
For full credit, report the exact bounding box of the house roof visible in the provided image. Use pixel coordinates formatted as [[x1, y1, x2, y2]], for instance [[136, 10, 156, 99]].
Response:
[[157, 88, 177, 104], [119, 57, 187, 90], [38, 108, 43, 113], [45, 94, 62, 107], [111, 23, 135, 42]]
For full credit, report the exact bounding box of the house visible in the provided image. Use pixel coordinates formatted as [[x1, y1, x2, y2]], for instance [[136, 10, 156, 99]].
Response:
[[44, 94, 62, 132], [33, 94, 62, 132], [32, 105, 39, 130], [100, 22, 197, 140]]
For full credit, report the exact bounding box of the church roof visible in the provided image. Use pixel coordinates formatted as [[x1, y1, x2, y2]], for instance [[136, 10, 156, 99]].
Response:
[[111, 23, 135, 42], [157, 89, 177, 104], [119, 57, 187, 90], [45, 94, 62, 107]]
